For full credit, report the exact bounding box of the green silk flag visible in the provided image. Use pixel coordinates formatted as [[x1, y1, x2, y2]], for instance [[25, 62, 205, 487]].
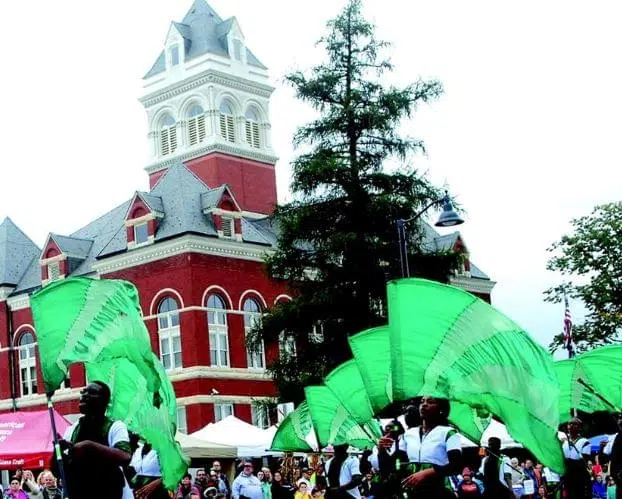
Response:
[[324, 360, 375, 425], [304, 386, 379, 449], [270, 402, 316, 452], [348, 324, 491, 443], [556, 345, 622, 422], [31, 277, 189, 489], [388, 279, 564, 472]]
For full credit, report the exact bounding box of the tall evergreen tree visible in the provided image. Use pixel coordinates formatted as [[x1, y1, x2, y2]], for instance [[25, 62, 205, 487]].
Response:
[[251, 0, 461, 403]]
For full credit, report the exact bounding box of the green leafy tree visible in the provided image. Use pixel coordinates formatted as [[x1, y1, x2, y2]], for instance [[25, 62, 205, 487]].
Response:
[[251, 0, 461, 403], [545, 202, 622, 351]]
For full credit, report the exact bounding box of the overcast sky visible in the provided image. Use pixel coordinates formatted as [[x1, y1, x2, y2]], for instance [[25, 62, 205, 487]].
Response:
[[0, 0, 620, 351]]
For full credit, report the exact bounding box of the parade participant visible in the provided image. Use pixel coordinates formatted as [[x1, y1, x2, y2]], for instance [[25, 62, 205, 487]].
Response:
[[128, 441, 169, 499], [232, 461, 263, 499], [601, 413, 622, 499], [325, 444, 362, 499], [61, 381, 132, 499], [394, 396, 462, 499], [479, 436, 513, 499], [561, 418, 591, 499]]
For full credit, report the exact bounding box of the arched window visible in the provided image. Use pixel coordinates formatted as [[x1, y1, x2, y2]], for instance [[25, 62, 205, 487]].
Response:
[[187, 105, 206, 146], [158, 297, 181, 371], [207, 295, 229, 367], [243, 298, 264, 369], [219, 101, 235, 143], [245, 109, 261, 149], [159, 114, 177, 156], [18, 332, 37, 396]]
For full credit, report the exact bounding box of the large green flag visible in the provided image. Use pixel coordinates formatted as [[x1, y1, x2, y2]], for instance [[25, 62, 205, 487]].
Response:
[[270, 402, 316, 452], [31, 277, 188, 489], [304, 386, 380, 449], [324, 360, 375, 425], [387, 279, 564, 472], [348, 324, 491, 443], [556, 345, 622, 422]]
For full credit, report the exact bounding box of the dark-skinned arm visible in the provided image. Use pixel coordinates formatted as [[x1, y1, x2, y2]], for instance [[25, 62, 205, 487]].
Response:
[[73, 440, 131, 466], [432, 449, 462, 477]]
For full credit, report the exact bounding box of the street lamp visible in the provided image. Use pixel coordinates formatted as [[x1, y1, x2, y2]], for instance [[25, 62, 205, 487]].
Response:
[[397, 191, 464, 278]]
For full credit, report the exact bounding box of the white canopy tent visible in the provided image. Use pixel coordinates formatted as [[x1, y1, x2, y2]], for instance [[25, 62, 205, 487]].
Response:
[[190, 416, 281, 457], [175, 431, 238, 459]]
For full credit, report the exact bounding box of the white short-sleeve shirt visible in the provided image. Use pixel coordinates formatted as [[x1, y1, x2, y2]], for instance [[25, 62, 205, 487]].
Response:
[[64, 419, 134, 499], [398, 425, 462, 466], [130, 444, 162, 477], [562, 438, 590, 460], [326, 456, 362, 499], [479, 455, 512, 489], [604, 434, 618, 456]]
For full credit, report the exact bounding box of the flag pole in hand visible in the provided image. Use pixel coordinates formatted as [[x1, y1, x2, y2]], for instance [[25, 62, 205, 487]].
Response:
[[46, 392, 69, 499]]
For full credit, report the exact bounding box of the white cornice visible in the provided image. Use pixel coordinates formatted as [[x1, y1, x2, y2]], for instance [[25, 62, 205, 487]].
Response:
[[140, 69, 275, 108], [0, 287, 14, 301], [169, 366, 271, 383], [7, 294, 30, 311], [0, 388, 81, 411], [450, 276, 496, 295], [93, 234, 272, 275], [145, 141, 278, 174], [177, 394, 272, 406]]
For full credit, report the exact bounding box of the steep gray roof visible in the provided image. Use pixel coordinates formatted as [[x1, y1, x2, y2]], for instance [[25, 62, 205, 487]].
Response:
[[201, 185, 228, 211], [144, 0, 266, 78], [136, 192, 164, 214], [0, 218, 40, 286], [51, 234, 93, 259], [421, 222, 491, 280], [149, 161, 218, 241]]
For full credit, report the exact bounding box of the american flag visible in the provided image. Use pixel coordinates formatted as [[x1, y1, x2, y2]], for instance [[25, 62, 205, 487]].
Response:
[[563, 294, 575, 358]]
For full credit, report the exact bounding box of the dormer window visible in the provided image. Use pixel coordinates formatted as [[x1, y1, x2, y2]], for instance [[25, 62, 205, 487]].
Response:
[[48, 261, 60, 282], [233, 39, 244, 61], [160, 114, 177, 156], [245, 109, 261, 149], [188, 105, 206, 146], [134, 223, 149, 245], [221, 217, 234, 239], [219, 102, 235, 143], [169, 46, 180, 66]]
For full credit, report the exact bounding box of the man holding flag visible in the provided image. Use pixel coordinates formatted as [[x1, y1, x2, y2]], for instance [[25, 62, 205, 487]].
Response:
[[60, 381, 132, 499]]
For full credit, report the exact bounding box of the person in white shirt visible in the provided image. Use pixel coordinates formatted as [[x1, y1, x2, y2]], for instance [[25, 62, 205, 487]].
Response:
[[382, 397, 461, 499], [128, 442, 169, 499], [61, 381, 133, 499], [561, 418, 591, 499], [325, 444, 363, 499], [479, 437, 513, 499]]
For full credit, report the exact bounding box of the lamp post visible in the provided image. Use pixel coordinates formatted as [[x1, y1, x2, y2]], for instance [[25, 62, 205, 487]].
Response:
[[397, 191, 464, 278]]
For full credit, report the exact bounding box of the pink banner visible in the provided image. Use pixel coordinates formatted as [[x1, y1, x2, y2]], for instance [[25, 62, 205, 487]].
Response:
[[0, 410, 70, 470]]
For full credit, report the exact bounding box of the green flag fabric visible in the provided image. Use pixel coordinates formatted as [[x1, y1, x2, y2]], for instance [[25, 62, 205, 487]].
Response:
[[269, 402, 316, 452], [304, 386, 379, 449], [31, 277, 188, 489], [324, 360, 375, 425], [387, 279, 564, 472], [556, 345, 622, 422], [349, 325, 491, 443]]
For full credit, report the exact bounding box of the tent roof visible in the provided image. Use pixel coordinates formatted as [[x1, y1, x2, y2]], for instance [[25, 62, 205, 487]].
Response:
[[0, 410, 70, 469], [175, 432, 237, 459], [190, 416, 278, 456]]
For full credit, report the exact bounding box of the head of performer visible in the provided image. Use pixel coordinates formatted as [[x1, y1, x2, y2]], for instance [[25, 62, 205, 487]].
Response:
[[334, 443, 349, 458], [384, 419, 404, 439], [78, 381, 111, 419], [567, 417, 582, 439], [487, 436, 502, 455], [419, 396, 450, 429]]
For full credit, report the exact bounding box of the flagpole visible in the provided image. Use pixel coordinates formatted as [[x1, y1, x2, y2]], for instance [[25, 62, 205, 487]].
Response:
[[46, 393, 69, 499]]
